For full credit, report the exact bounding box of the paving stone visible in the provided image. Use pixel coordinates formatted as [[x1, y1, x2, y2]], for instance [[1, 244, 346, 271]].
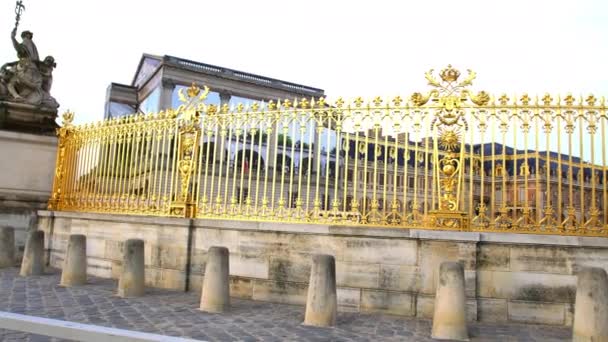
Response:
[[0, 267, 572, 341]]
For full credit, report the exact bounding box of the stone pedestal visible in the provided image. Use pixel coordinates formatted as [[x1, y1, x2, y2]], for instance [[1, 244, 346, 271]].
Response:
[[0, 226, 15, 268], [20, 230, 45, 276], [432, 262, 469, 341], [60, 234, 87, 286], [0, 101, 58, 135], [0, 128, 57, 258], [304, 254, 337, 327], [573, 267, 608, 341], [200, 246, 230, 313], [117, 239, 145, 297]]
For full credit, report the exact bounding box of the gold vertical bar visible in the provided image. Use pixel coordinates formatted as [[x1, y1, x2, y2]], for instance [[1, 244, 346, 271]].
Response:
[[534, 111, 540, 224], [278, 114, 288, 212], [352, 123, 359, 214], [141, 124, 153, 210], [480, 119, 485, 215], [167, 121, 179, 212], [469, 110, 474, 220], [545, 113, 551, 225], [513, 112, 518, 223], [238, 123, 247, 211], [305, 117, 314, 212], [131, 124, 142, 209], [315, 119, 324, 213], [383, 131, 389, 221], [102, 126, 113, 210], [270, 114, 281, 213], [68, 132, 79, 208], [413, 137, 419, 218], [127, 121, 137, 209], [246, 121, 256, 212], [392, 128, 399, 222], [59, 130, 71, 209], [62, 130, 75, 209], [118, 125, 129, 208], [149, 121, 161, 211], [85, 126, 96, 208], [491, 112, 496, 223], [68, 127, 81, 208], [202, 126, 213, 214], [299, 110, 307, 213], [78, 127, 89, 207], [224, 117, 236, 209], [111, 125, 122, 209], [333, 120, 341, 216], [324, 117, 332, 214], [80, 128, 89, 207], [288, 113, 297, 210], [136, 122, 148, 210], [557, 110, 563, 229], [602, 109, 607, 227], [159, 121, 170, 211], [230, 121, 240, 207], [590, 109, 597, 222], [424, 122, 430, 216], [90, 126, 101, 210], [262, 113, 272, 214], [362, 131, 369, 220], [404, 131, 410, 219], [254, 114, 264, 214], [579, 114, 585, 228], [209, 118, 220, 213], [432, 124, 439, 212], [194, 115, 205, 210], [94, 126, 104, 210], [523, 111, 530, 223], [336, 121, 346, 212], [456, 121, 466, 212], [502, 117, 507, 216], [212, 117, 226, 215], [372, 123, 379, 218]]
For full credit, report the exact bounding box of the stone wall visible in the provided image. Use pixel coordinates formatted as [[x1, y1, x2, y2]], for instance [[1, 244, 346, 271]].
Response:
[[0, 130, 57, 257], [38, 210, 608, 326]]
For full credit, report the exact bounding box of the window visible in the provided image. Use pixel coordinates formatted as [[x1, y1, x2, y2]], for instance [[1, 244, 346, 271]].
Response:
[[107, 102, 136, 119], [139, 87, 160, 114], [229, 95, 258, 107]]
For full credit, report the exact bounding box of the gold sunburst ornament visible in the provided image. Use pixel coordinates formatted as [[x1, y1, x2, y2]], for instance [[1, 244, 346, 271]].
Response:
[[438, 128, 460, 151]]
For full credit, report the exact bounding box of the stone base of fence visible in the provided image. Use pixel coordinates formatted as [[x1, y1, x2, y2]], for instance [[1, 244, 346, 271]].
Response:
[[37, 210, 608, 327]]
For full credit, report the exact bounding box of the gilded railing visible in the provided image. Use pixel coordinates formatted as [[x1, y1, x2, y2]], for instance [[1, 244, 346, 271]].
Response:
[[48, 65, 608, 236]]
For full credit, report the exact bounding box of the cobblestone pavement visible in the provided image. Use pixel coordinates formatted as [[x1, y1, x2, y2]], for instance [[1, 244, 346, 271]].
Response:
[[0, 267, 570, 341]]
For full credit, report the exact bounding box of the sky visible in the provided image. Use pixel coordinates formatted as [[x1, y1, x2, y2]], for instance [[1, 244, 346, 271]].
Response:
[[0, 0, 607, 125]]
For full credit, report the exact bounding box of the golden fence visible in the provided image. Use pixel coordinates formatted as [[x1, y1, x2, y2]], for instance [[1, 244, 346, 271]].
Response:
[[48, 65, 608, 236]]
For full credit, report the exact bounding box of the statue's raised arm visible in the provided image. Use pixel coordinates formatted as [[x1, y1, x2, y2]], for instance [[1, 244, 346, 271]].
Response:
[[11, 28, 39, 62]]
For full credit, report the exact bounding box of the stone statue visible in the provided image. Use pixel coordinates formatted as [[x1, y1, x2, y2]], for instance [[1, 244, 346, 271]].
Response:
[[519, 162, 530, 176], [0, 27, 58, 108]]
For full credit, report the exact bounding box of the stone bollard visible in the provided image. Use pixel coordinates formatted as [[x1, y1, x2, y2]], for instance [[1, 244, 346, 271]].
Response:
[[19, 230, 45, 276], [117, 239, 145, 297], [200, 246, 230, 313], [303, 254, 337, 327], [573, 267, 608, 341], [0, 226, 15, 268], [60, 234, 87, 286], [432, 261, 469, 341]]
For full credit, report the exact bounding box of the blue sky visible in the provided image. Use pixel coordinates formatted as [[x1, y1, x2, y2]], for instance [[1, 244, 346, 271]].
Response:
[[0, 0, 606, 125]]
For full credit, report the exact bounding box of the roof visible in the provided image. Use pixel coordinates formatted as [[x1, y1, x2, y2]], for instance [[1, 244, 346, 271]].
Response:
[[131, 54, 324, 98]]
